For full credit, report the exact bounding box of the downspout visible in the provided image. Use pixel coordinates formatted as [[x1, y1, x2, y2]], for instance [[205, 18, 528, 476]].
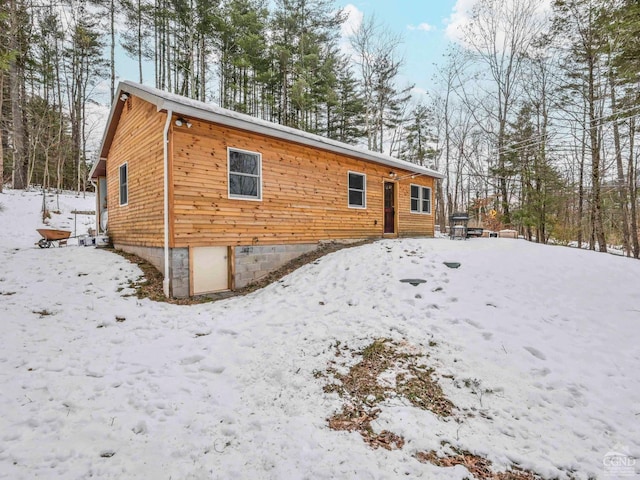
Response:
[[90, 179, 99, 234], [163, 110, 173, 297]]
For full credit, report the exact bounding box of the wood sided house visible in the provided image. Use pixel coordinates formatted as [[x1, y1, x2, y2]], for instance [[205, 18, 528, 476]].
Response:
[[89, 81, 444, 298]]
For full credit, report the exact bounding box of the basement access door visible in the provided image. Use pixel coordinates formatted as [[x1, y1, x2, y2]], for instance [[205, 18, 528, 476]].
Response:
[[191, 246, 229, 294]]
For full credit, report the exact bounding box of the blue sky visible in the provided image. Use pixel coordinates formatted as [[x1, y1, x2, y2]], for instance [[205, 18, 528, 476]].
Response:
[[100, 0, 467, 150], [103, 0, 467, 144], [111, 0, 466, 98], [338, 0, 463, 97]]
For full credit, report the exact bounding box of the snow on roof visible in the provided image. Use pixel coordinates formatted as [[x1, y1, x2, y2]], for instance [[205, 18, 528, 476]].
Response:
[[92, 80, 444, 180]]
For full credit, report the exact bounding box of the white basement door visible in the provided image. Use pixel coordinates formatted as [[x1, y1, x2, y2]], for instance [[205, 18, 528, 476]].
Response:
[[192, 246, 229, 294]]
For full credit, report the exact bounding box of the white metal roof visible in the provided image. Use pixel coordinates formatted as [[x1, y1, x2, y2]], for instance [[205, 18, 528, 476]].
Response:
[[91, 80, 444, 180]]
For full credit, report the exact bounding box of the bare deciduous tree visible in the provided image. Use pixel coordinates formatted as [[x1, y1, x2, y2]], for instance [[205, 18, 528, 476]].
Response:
[[461, 0, 546, 226]]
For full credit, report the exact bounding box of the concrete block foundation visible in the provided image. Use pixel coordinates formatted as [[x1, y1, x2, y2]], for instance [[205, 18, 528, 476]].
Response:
[[113, 242, 322, 297], [113, 243, 189, 298], [233, 243, 318, 289]]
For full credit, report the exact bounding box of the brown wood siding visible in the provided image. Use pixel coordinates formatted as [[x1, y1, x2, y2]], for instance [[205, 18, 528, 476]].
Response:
[[105, 97, 167, 247], [397, 180, 436, 237], [171, 119, 435, 247]]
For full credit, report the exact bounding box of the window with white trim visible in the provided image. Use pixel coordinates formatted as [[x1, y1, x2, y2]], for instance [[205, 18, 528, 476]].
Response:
[[410, 184, 431, 214], [348, 172, 366, 208], [119, 163, 128, 205], [228, 148, 262, 200]]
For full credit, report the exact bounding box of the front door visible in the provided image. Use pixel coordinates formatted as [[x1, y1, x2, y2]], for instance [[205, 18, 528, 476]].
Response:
[[384, 182, 395, 234]]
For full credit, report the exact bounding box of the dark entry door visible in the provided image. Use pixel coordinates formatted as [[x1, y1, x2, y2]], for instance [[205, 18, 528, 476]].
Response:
[[384, 182, 395, 233]]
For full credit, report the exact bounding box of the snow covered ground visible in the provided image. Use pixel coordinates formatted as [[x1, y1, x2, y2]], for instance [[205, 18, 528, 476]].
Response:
[[0, 188, 638, 479]]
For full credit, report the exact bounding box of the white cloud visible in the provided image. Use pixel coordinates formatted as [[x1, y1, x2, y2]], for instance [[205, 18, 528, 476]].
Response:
[[341, 4, 363, 37], [444, 0, 552, 49], [411, 86, 428, 98], [444, 0, 477, 44], [407, 22, 435, 32]]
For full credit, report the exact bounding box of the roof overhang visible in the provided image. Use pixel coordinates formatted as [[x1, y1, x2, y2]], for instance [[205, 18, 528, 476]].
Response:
[[89, 88, 127, 180], [90, 81, 445, 181]]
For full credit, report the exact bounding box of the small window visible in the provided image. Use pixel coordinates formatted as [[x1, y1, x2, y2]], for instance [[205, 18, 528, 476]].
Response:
[[348, 172, 366, 208], [228, 148, 262, 200], [119, 163, 128, 205], [422, 187, 431, 214], [410, 184, 431, 214], [410, 185, 420, 212]]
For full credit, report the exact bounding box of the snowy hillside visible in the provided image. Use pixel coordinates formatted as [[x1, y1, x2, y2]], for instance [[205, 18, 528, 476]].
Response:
[[0, 189, 638, 479]]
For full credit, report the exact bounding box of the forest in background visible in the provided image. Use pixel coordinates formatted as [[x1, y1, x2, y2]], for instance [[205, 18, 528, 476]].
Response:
[[0, 0, 639, 256]]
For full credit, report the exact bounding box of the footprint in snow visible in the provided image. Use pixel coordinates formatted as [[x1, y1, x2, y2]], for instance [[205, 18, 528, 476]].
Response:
[[567, 383, 585, 399], [132, 420, 148, 435], [218, 328, 238, 337], [531, 367, 551, 377], [523, 346, 546, 361], [199, 364, 225, 374], [180, 355, 205, 365], [463, 318, 482, 329]]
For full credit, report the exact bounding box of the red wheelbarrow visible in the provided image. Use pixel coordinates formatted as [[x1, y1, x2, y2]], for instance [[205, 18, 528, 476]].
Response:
[[36, 228, 71, 248]]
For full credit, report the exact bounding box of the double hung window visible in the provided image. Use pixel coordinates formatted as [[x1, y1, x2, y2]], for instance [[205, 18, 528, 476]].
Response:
[[228, 148, 262, 200], [348, 172, 366, 208], [410, 185, 431, 214]]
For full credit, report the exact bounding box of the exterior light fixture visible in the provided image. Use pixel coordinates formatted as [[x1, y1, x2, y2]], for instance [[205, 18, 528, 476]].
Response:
[[175, 117, 192, 128], [119, 92, 130, 102]]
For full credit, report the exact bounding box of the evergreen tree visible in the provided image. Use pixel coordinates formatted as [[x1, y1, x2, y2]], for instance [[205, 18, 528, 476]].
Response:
[[552, 0, 608, 251], [120, 0, 154, 85], [607, 0, 640, 79], [269, 0, 345, 129], [65, 11, 106, 191], [506, 104, 564, 242], [370, 53, 413, 154], [217, 0, 269, 113], [401, 103, 438, 166], [348, 14, 410, 154], [326, 55, 365, 143]]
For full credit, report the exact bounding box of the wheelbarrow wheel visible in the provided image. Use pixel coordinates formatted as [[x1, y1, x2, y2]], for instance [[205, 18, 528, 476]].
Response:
[[38, 239, 51, 248]]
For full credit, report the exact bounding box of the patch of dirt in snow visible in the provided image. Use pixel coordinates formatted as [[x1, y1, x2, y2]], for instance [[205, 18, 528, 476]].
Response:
[[114, 249, 212, 305], [322, 338, 453, 450], [321, 338, 545, 480], [416, 447, 542, 480]]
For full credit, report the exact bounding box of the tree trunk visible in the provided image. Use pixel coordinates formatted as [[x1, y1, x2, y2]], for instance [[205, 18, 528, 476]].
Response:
[[110, 0, 115, 99], [498, 114, 510, 226], [577, 105, 586, 248], [628, 118, 639, 258], [587, 56, 606, 252], [9, 0, 27, 189], [138, 0, 143, 83], [609, 74, 631, 255]]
